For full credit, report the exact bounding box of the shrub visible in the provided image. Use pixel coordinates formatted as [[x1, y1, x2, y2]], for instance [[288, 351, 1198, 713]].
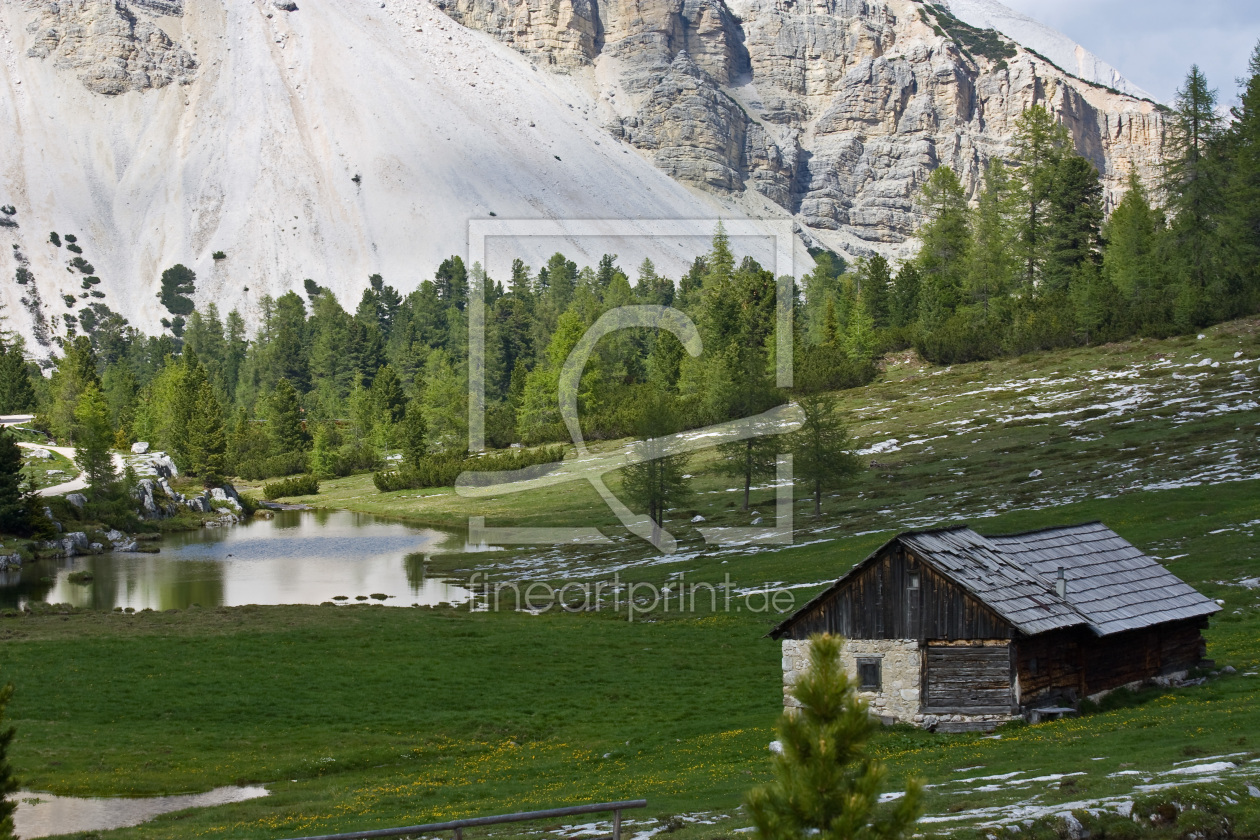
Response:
[[70, 256, 94, 274], [212, 250, 227, 260], [0, 205, 15, 215], [15, 268, 31, 285], [236, 450, 309, 482], [0, 217, 16, 229], [62, 295, 76, 308], [262, 474, 319, 500], [64, 234, 76, 243], [66, 243, 83, 254], [49, 232, 61, 247], [373, 446, 565, 492]]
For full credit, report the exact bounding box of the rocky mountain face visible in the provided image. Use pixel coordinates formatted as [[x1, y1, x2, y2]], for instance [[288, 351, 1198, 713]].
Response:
[[438, 0, 1166, 254], [25, 0, 196, 94]]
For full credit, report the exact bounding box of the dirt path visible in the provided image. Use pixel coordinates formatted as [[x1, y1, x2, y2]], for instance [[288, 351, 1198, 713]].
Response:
[[16, 441, 128, 498]]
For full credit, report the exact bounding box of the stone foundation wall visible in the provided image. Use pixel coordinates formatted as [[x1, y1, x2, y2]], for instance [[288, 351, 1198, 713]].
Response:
[[782, 638, 922, 723], [782, 638, 1019, 729]]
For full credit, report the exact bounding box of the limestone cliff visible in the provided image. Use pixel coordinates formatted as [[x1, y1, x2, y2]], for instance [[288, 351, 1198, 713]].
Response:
[[438, 0, 1166, 254], [24, 0, 195, 95]]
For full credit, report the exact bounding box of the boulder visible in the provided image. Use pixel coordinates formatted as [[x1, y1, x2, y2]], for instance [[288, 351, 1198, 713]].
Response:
[[0, 554, 21, 571], [66, 493, 88, 509], [274, 0, 298, 9], [111, 537, 139, 552], [131, 441, 150, 454], [61, 532, 90, 556], [151, 454, 179, 479], [26, 447, 53, 460], [43, 506, 62, 532]]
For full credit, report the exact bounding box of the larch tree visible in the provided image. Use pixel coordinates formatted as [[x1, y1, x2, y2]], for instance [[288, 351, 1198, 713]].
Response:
[[73, 381, 118, 497], [790, 394, 861, 516]]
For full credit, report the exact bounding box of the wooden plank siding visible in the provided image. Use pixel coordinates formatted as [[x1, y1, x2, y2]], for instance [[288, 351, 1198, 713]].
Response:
[[923, 643, 1016, 714], [779, 547, 1015, 642], [1013, 617, 1210, 704]]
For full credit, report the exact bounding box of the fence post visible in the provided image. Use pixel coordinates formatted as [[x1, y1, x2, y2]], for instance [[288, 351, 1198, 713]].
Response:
[[455, 827, 463, 840], [613, 809, 622, 840]]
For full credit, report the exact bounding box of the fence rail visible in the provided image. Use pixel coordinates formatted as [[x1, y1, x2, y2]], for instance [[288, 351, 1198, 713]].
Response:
[[281, 799, 648, 840]]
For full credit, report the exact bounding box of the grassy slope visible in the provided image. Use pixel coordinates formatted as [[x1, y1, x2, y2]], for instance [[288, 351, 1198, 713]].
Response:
[[3, 320, 1260, 839]]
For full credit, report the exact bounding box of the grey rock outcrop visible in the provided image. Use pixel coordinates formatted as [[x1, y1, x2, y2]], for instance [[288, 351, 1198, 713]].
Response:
[[131, 441, 150, 455], [66, 493, 88, 510], [0, 554, 22, 571], [440, 0, 1165, 251], [25, 0, 197, 95]]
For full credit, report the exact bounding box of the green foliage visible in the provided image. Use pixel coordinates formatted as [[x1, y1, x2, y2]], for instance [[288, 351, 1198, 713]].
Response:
[[620, 389, 691, 532], [268, 378, 310, 455], [746, 634, 923, 840], [0, 432, 30, 536], [159, 264, 197, 316], [48, 232, 60, 247], [922, 3, 1016, 62], [372, 445, 564, 492], [212, 251, 227, 261], [790, 394, 860, 516], [0, 341, 35, 415], [0, 681, 15, 839], [73, 381, 117, 497], [186, 380, 227, 486], [262, 474, 319, 500]]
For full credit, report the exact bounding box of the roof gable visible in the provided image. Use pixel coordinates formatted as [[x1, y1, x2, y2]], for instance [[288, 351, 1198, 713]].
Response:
[[770, 522, 1219, 640]]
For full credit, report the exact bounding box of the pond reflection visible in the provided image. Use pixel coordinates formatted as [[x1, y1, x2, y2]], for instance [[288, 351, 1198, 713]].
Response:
[[1, 510, 472, 611]]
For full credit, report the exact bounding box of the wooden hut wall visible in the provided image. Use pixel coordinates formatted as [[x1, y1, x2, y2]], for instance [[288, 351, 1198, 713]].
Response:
[[1014, 629, 1086, 702], [781, 546, 1013, 641], [1082, 618, 1209, 695]]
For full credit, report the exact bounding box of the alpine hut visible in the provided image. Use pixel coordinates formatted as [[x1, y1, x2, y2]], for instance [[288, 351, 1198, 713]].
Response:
[[770, 522, 1220, 731]]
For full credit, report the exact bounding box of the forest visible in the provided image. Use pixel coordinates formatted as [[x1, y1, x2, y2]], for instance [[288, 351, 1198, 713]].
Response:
[[0, 58, 1257, 532]]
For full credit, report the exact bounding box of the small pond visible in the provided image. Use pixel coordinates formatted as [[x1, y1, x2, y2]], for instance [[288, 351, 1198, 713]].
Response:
[[13, 786, 270, 838], [0, 509, 474, 611]]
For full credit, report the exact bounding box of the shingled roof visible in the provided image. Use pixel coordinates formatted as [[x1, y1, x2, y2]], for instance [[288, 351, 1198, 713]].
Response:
[[771, 522, 1219, 639]]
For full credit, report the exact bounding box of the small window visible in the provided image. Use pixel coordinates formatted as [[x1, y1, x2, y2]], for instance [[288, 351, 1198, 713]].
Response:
[[907, 572, 921, 589], [1029, 657, 1039, 676], [857, 658, 882, 691]]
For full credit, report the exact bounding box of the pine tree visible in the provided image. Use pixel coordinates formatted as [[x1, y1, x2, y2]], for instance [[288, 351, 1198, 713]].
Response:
[[620, 389, 690, 540], [370, 364, 407, 425], [1043, 154, 1104, 295], [790, 395, 861, 516], [158, 264, 197, 316], [888, 263, 921, 329], [1010, 105, 1071, 288], [746, 634, 924, 840], [914, 167, 970, 334], [0, 340, 35, 414], [399, 399, 428, 468], [854, 256, 892, 328], [1163, 65, 1224, 327], [1221, 42, 1260, 312], [0, 431, 29, 536], [73, 381, 118, 497], [186, 380, 227, 485], [965, 160, 1017, 315], [1103, 171, 1164, 331], [0, 681, 18, 840], [268, 378, 310, 455]]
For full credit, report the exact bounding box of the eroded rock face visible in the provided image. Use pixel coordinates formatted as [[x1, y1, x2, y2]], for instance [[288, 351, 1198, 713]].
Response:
[[25, 0, 196, 95], [439, 0, 1165, 251]]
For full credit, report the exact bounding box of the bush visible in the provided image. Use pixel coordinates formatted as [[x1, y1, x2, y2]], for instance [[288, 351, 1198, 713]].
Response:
[[263, 474, 319, 500], [64, 234, 76, 243], [0, 205, 15, 215], [49, 232, 61, 247], [69, 256, 94, 274], [66, 243, 83, 254], [212, 250, 227, 260], [236, 450, 308, 482], [373, 446, 565, 492]]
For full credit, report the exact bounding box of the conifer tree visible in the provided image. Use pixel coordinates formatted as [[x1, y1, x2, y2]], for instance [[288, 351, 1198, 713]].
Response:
[[1222, 42, 1260, 311], [158, 264, 196, 316], [0, 681, 17, 840], [1163, 65, 1224, 327], [790, 395, 860, 516], [0, 340, 34, 415], [621, 389, 690, 539], [73, 381, 117, 497], [914, 167, 970, 334], [0, 431, 29, 536], [399, 399, 428, 468], [268, 378, 310, 455], [1103, 171, 1163, 331], [1010, 105, 1071, 288], [965, 160, 1016, 315], [888, 264, 921, 329], [1044, 154, 1104, 294], [186, 380, 227, 485], [746, 634, 923, 840]]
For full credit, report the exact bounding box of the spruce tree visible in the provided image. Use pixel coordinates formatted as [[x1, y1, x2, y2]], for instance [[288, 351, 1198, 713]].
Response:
[[621, 389, 690, 541], [1222, 42, 1260, 311], [1103, 171, 1164, 331], [888, 264, 921, 329], [1044, 154, 1105, 295], [790, 395, 860, 516], [965, 160, 1016, 316], [0, 681, 17, 840], [399, 399, 428, 468], [0, 431, 29, 536], [746, 634, 923, 840]]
